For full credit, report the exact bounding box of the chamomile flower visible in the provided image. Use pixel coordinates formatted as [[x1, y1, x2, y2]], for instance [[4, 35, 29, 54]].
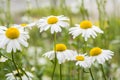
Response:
[[69, 20, 103, 41], [75, 54, 92, 68], [43, 44, 76, 64], [37, 15, 69, 34], [14, 23, 36, 29], [0, 56, 8, 62], [0, 26, 29, 53], [6, 70, 33, 80], [89, 47, 114, 64]]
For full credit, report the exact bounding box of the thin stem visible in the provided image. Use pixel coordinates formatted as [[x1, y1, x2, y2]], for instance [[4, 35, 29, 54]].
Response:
[[77, 67, 80, 80], [89, 68, 95, 80], [20, 67, 30, 80], [52, 59, 57, 80], [0, 53, 30, 79], [60, 64, 62, 80], [77, 38, 80, 80], [7, 60, 17, 80], [52, 33, 57, 80], [83, 41, 87, 53], [11, 51, 22, 80], [81, 69, 84, 80], [100, 64, 107, 80]]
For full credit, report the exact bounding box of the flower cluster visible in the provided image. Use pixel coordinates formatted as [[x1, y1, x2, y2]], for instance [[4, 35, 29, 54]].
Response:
[[0, 15, 114, 80]]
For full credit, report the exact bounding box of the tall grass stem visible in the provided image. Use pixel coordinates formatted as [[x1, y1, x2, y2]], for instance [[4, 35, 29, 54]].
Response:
[[11, 51, 22, 80], [52, 33, 57, 80]]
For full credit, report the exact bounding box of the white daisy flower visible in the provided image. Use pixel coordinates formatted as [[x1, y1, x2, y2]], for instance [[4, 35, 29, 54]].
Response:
[[89, 47, 114, 64], [14, 23, 36, 29], [6, 70, 33, 80], [0, 26, 29, 53], [69, 20, 103, 41], [43, 44, 77, 64], [0, 56, 8, 62], [37, 15, 69, 34], [75, 53, 92, 68]]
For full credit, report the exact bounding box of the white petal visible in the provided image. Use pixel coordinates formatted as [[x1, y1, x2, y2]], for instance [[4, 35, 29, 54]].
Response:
[[43, 51, 55, 60]]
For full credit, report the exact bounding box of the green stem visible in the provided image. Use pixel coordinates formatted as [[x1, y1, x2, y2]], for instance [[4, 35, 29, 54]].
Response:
[[89, 68, 95, 80], [7, 61, 17, 80], [52, 33, 57, 80], [0, 53, 30, 79], [60, 64, 62, 80], [100, 64, 107, 80], [77, 67, 80, 80], [83, 41, 87, 53], [11, 51, 22, 80], [81, 69, 84, 80], [77, 38, 80, 80]]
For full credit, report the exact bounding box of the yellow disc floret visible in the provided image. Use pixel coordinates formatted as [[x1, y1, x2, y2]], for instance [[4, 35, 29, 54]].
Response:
[[20, 23, 27, 27], [47, 16, 58, 24], [90, 47, 102, 56], [80, 20, 92, 29], [76, 55, 85, 61], [5, 27, 20, 39], [55, 44, 67, 52]]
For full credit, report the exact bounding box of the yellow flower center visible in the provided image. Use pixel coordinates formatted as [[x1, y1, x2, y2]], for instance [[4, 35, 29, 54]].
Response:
[[80, 20, 92, 29], [76, 55, 85, 61], [47, 16, 58, 24], [90, 47, 102, 56], [55, 44, 67, 52], [20, 23, 27, 27], [5, 27, 20, 39]]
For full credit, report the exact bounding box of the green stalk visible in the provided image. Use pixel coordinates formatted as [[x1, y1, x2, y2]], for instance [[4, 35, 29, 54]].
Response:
[[81, 68, 84, 80], [77, 38, 80, 80], [77, 67, 80, 80], [83, 41, 87, 53], [52, 33, 57, 80], [89, 68, 95, 80], [11, 51, 22, 80], [100, 64, 107, 80], [84, 41, 95, 80], [60, 64, 62, 80], [5, 60, 17, 80], [1, 53, 30, 80]]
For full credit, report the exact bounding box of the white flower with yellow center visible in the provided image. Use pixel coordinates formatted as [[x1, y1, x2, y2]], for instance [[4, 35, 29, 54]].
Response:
[[75, 54, 92, 68], [0, 56, 8, 62], [14, 23, 36, 29], [0, 26, 29, 53], [89, 47, 114, 64], [19, 22, 36, 29], [69, 20, 103, 41], [37, 15, 69, 34], [6, 70, 33, 80], [43, 44, 76, 64]]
